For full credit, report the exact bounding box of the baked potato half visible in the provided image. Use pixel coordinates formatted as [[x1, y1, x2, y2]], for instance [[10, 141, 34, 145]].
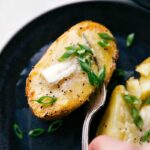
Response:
[[97, 57, 150, 145], [26, 21, 118, 120]]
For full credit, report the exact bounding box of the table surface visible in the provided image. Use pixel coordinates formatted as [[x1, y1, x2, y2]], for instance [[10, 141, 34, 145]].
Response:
[[0, 0, 133, 53]]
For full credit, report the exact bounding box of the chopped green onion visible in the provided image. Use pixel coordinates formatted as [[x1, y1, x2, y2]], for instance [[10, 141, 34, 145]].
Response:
[[126, 33, 135, 47], [144, 97, 150, 105], [78, 44, 93, 54], [28, 128, 45, 137], [65, 45, 78, 51], [131, 107, 143, 129], [58, 43, 104, 87], [58, 49, 76, 61], [48, 119, 63, 133], [59, 44, 93, 61], [76, 49, 86, 55], [13, 123, 23, 139], [79, 59, 105, 87], [98, 33, 114, 41], [98, 66, 106, 87], [79, 59, 99, 87], [123, 94, 143, 129], [140, 130, 150, 142], [87, 71, 100, 87], [123, 94, 139, 106], [98, 40, 110, 48], [35, 96, 57, 105], [78, 58, 90, 72]]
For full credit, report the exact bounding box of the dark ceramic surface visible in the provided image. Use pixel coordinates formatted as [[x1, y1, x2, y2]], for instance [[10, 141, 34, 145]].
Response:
[[0, 1, 150, 150], [133, 0, 150, 9]]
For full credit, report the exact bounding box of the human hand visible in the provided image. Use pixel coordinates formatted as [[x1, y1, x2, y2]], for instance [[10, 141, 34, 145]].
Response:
[[89, 135, 150, 150]]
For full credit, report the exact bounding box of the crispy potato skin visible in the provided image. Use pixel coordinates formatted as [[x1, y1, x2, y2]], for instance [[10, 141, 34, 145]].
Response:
[[26, 21, 118, 120]]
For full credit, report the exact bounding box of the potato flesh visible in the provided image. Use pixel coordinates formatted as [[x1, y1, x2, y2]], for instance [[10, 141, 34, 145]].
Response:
[[97, 57, 150, 145], [97, 85, 141, 144], [140, 76, 150, 100], [137, 57, 150, 100], [136, 57, 150, 76], [140, 106, 150, 131], [126, 77, 141, 98]]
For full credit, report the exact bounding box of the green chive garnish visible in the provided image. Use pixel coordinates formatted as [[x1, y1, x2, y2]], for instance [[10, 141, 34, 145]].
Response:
[[79, 59, 105, 87], [123, 94, 143, 129], [78, 59, 99, 86], [98, 33, 114, 41], [28, 128, 45, 137], [58, 47, 76, 61], [130, 107, 143, 129], [76, 49, 86, 55], [123, 94, 139, 106], [141, 130, 150, 143], [98, 40, 110, 48], [58, 43, 105, 87], [65, 45, 78, 51], [78, 44, 93, 54], [35, 96, 57, 105], [78, 58, 90, 73], [48, 119, 63, 133], [97, 32, 114, 48], [126, 33, 135, 47], [13, 123, 23, 139], [98, 66, 106, 87], [87, 71, 100, 87]]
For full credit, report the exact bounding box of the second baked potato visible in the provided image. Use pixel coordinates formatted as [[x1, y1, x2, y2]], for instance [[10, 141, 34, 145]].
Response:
[[97, 57, 150, 145]]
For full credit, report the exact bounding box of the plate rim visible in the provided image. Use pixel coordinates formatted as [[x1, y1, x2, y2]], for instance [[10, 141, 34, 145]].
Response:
[[0, 1, 150, 149], [0, 0, 150, 55]]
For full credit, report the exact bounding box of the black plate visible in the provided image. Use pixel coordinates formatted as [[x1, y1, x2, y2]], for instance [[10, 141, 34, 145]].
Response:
[[0, 1, 150, 150], [133, 0, 150, 9]]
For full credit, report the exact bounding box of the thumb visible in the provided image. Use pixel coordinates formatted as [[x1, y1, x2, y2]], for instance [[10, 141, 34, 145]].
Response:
[[89, 135, 138, 150]]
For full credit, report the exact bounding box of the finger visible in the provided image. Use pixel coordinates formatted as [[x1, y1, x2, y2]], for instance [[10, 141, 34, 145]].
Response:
[[141, 143, 150, 150], [89, 135, 138, 150]]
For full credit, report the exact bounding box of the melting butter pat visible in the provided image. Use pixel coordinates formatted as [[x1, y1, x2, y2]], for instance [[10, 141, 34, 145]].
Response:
[[42, 61, 77, 83]]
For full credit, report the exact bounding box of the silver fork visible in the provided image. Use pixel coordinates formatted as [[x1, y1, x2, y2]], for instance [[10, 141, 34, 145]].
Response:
[[82, 84, 107, 150]]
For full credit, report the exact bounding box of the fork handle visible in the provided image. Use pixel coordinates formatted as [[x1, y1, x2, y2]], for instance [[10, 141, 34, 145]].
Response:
[[82, 111, 95, 150]]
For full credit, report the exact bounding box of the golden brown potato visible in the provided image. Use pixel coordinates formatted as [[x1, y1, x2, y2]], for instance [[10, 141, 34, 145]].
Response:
[[140, 106, 150, 131], [139, 76, 150, 100], [97, 57, 150, 145], [136, 57, 150, 77], [126, 77, 141, 98], [26, 21, 118, 120], [97, 85, 141, 145]]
